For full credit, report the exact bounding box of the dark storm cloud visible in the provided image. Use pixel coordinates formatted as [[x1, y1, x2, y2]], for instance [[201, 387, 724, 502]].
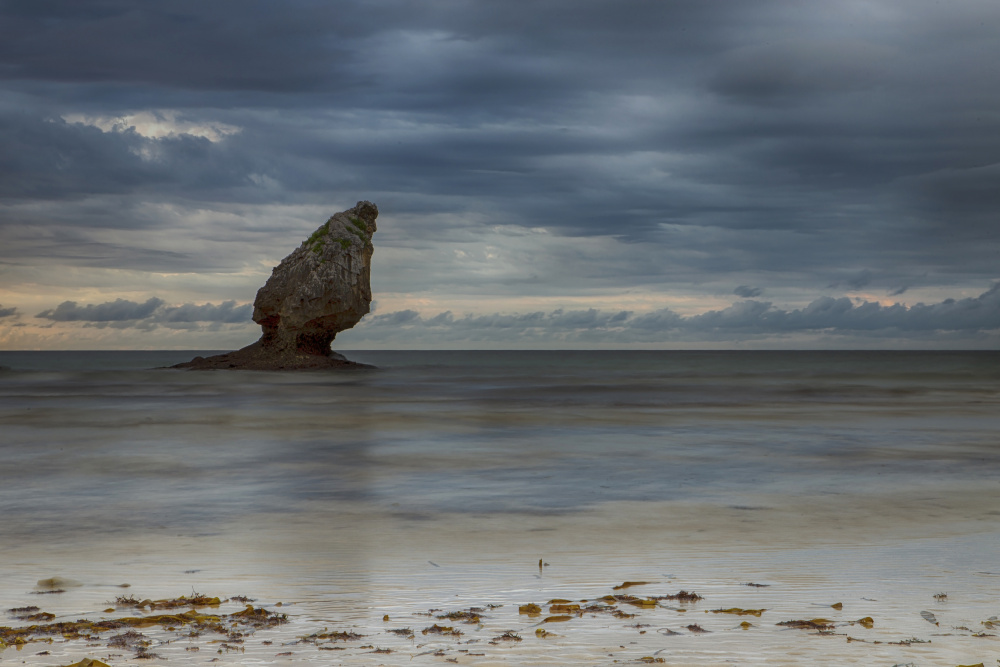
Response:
[[733, 285, 763, 298], [357, 284, 1000, 342], [0, 113, 260, 202], [0, 0, 353, 92], [35, 297, 251, 324], [37, 297, 165, 321], [0, 305, 17, 318], [1, 0, 999, 338]]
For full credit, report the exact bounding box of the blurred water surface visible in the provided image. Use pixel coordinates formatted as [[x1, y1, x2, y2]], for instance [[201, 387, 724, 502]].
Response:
[[1, 350, 998, 665]]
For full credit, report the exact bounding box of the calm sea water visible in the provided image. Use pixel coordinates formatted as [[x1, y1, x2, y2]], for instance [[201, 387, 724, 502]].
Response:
[[1, 350, 998, 665]]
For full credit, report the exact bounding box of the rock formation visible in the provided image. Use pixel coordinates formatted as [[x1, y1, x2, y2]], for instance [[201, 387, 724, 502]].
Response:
[[174, 201, 378, 370]]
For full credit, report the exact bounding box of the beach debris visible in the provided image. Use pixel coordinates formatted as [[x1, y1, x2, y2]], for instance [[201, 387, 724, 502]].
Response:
[[549, 603, 581, 614], [387, 628, 414, 637], [613, 581, 655, 590], [134, 646, 163, 660], [934, 593, 948, 601], [657, 627, 681, 636], [37, 577, 82, 590], [57, 660, 111, 667], [649, 591, 703, 602], [436, 610, 482, 624], [776, 618, 835, 630], [12, 611, 54, 622], [830, 602, 843, 610], [739, 621, 753, 629], [115, 593, 222, 610], [6, 606, 40, 616], [854, 617, 874, 629], [921, 610, 939, 625], [543, 615, 573, 623], [888, 637, 930, 645], [493, 630, 522, 642], [422, 624, 462, 636], [709, 608, 766, 617], [519, 603, 542, 615], [535, 628, 556, 638], [742, 582, 770, 588], [305, 629, 364, 641], [0, 595, 286, 655], [955, 663, 984, 667], [107, 629, 149, 650], [612, 595, 658, 608], [686, 624, 709, 633]]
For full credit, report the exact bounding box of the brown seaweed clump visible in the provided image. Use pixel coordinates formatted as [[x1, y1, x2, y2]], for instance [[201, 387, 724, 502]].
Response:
[[0, 596, 285, 652]]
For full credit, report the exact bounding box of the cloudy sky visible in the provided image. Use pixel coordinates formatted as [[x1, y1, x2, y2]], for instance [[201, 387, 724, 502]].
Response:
[[1, 0, 998, 350]]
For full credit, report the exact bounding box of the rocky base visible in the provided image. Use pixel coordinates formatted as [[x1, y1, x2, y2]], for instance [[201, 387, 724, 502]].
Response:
[[171, 341, 374, 371]]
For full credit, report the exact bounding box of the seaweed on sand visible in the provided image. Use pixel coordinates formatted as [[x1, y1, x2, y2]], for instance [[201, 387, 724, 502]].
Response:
[[302, 629, 365, 642], [422, 624, 463, 636], [386, 627, 414, 637], [613, 581, 655, 590], [115, 593, 222, 610], [776, 618, 835, 630], [0, 597, 286, 651], [436, 610, 482, 624], [649, 591, 703, 603], [710, 608, 766, 617]]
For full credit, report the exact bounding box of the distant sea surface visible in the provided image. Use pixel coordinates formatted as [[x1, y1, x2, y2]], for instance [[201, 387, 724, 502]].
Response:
[[1, 350, 999, 665]]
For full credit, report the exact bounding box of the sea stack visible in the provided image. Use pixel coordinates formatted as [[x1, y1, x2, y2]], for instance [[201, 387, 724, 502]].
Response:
[[174, 201, 378, 370]]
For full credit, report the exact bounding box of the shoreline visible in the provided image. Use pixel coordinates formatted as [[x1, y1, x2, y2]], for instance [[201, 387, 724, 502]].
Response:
[[3, 557, 996, 666]]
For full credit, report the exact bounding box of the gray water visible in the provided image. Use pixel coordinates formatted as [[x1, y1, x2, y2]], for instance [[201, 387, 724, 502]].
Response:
[[1, 350, 998, 665]]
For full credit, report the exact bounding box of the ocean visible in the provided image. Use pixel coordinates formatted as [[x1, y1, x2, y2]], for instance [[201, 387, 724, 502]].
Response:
[[0, 350, 998, 666]]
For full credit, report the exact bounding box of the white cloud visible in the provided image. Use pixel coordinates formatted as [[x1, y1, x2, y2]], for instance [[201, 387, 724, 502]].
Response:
[[61, 110, 241, 143]]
